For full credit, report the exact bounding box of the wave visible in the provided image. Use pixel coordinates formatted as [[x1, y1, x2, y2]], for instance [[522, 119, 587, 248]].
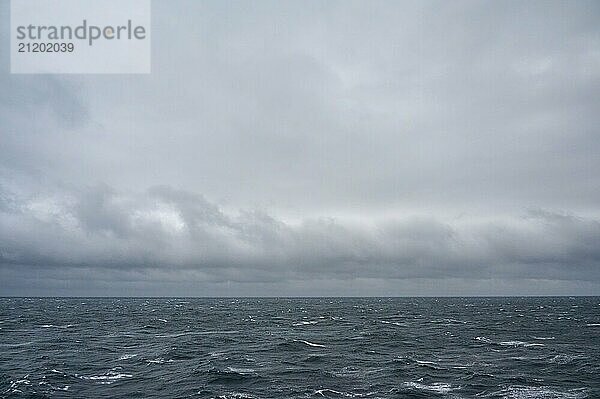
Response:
[[430, 318, 467, 324], [548, 354, 587, 365], [414, 359, 448, 370], [205, 367, 261, 384], [226, 367, 255, 374], [210, 393, 256, 399], [314, 388, 378, 397], [498, 341, 545, 347], [402, 381, 458, 394], [78, 370, 133, 385], [479, 385, 588, 398], [475, 336, 545, 347], [294, 339, 326, 348], [293, 320, 319, 326], [155, 330, 240, 338], [475, 336, 494, 344], [40, 324, 74, 329], [395, 356, 449, 371], [147, 357, 174, 364], [303, 354, 327, 363], [379, 320, 404, 326], [86, 373, 133, 381], [118, 354, 138, 360]]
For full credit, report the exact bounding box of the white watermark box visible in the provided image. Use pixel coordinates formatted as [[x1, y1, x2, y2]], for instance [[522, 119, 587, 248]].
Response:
[[10, 0, 151, 74]]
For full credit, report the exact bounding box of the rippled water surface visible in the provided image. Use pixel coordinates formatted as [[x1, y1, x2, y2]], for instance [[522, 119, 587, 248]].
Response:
[[1, 297, 599, 398]]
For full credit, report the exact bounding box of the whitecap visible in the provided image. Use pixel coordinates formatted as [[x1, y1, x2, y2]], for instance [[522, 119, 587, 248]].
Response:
[[293, 320, 318, 326], [214, 393, 255, 399], [315, 388, 347, 397], [380, 320, 403, 326], [147, 358, 173, 364], [475, 336, 543, 347], [413, 359, 447, 370], [0, 341, 35, 347], [118, 354, 138, 360], [294, 339, 326, 348], [87, 373, 132, 380], [402, 381, 457, 394], [431, 318, 467, 324], [78, 372, 132, 385], [499, 341, 544, 347], [549, 354, 585, 364], [414, 359, 437, 365], [40, 324, 73, 329], [314, 388, 371, 397], [480, 385, 588, 398], [226, 367, 255, 374]]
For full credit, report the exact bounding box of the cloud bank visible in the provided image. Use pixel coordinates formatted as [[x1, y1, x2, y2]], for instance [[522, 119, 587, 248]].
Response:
[[1, 184, 599, 295]]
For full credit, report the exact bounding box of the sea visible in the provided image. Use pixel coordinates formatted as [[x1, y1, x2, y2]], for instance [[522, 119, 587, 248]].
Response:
[[1, 297, 599, 398]]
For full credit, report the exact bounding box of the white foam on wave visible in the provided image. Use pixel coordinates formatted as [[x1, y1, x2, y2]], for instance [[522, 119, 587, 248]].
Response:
[[6, 376, 31, 395], [430, 318, 467, 324], [380, 320, 403, 326], [294, 339, 326, 348], [412, 358, 447, 370], [402, 381, 457, 394], [118, 354, 138, 360], [480, 385, 588, 398], [499, 341, 545, 347], [78, 371, 133, 385], [475, 336, 544, 347], [226, 367, 255, 374], [414, 359, 436, 365], [1, 341, 35, 347], [40, 324, 73, 329], [586, 323, 600, 326], [314, 388, 376, 397], [87, 373, 132, 380], [147, 357, 174, 364], [213, 392, 255, 399], [549, 354, 586, 364], [293, 320, 319, 326]]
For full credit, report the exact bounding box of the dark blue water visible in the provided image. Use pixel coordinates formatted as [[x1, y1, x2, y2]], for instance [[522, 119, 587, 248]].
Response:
[[1, 297, 599, 398]]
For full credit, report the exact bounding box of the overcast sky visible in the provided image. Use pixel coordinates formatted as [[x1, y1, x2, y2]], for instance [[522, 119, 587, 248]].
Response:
[[1, 1, 600, 296]]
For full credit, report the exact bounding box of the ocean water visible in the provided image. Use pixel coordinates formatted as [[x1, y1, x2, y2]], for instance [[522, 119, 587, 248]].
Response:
[[0, 297, 599, 398]]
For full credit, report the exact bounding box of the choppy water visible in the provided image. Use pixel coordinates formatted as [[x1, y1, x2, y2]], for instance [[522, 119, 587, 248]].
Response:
[[1, 297, 599, 398]]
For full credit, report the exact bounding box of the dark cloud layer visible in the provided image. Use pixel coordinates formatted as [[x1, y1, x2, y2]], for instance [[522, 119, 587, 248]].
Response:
[[1, 1, 599, 295], [1, 184, 599, 295]]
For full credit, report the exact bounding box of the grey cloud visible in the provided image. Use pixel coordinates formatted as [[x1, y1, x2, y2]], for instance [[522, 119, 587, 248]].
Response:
[[3, 1, 599, 214], [1, 185, 599, 294]]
